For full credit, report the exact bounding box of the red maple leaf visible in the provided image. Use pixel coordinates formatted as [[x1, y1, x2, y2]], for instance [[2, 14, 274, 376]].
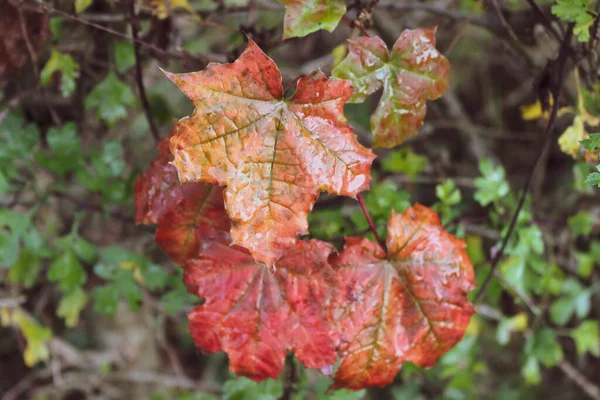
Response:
[[184, 239, 340, 380], [330, 204, 475, 389], [134, 131, 229, 264]]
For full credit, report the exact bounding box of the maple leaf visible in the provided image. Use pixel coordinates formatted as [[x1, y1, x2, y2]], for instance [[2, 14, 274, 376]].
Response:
[[134, 131, 212, 225], [278, 0, 347, 39], [134, 131, 230, 264], [162, 39, 375, 266], [184, 239, 340, 380], [332, 29, 450, 148], [330, 204, 475, 389], [155, 191, 230, 264]]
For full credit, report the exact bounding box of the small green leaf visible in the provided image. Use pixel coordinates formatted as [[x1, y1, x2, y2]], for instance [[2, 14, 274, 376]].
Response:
[[381, 148, 427, 178], [474, 159, 510, 206], [73, 235, 98, 264], [141, 263, 169, 291], [552, 0, 595, 42], [57, 287, 88, 327], [114, 41, 136, 73], [84, 72, 136, 126], [40, 48, 80, 97], [48, 250, 86, 293], [8, 251, 42, 288], [521, 356, 541, 385], [568, 211, 594, 236], [526, 328, 563, 367], [581, 133, 600, 150], [570, 320, 600, 357], [223, 376, 283, 400], [92, 284, 120, 315]]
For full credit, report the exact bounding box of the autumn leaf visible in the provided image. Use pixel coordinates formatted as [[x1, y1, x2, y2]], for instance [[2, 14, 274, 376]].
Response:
[[278, 0, 347, 39], [184, 239, 340, 380], [134, 130, 217, 225], [163, 39, 375, 266], [330, 204, 475, 389], [155, 190, 230, 264], [134, 130, 229, 264], [332, 29, 450, 148]]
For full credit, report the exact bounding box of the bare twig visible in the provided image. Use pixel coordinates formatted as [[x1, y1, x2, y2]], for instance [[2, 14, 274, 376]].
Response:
[[0, 296, 26, 308], [558, 360, 600, 400], [125, 0, 160, 143], [475, 25, 574, 301]]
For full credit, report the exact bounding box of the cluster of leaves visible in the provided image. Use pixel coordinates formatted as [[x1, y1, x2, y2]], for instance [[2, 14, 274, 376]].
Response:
[[133, 30, 477, 389]]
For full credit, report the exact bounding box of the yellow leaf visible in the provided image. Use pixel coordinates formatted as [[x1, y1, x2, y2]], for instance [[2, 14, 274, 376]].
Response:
[[331, 44, 347, 69], [3, 309, 52, 367], [149, 0, 198, 20], [466, 315, 481, 335], [559, 115, 586, 158], [510, 312, 528, 332], [521, 100, 545, 121], [75, 0, 93, 14]]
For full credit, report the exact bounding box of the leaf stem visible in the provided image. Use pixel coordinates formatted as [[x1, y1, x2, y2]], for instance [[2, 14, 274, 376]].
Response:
[[357, 193, 386, 252]]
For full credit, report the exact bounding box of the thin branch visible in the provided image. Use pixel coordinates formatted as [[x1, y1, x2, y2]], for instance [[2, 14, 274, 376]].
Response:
[[524, 0, 563, 42], [0, 296, 26, 308], [558, 360, 600, 400], [17, 8, 61, 126], [21, 1, 223, 66], [125, 0, 160, 143], [357, 193, 386, 252], [475, 25, 574, 301], [341, 15, 370, 37]]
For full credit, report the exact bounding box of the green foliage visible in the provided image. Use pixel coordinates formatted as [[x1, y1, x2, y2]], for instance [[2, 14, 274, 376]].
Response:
[[77, 140, 129, 203], [40, 48, 80, 97], [568, 211, 594, 236], [552, 0, 596, 42], [85, 72, 136, 126], [91, 246, 170, 315], [474, 159, 510, 206], [435, 179, 462, 226], [114, 41, 136, 73], [549, 278, 598, 325], [222, 376, 283, 400], [525, 328, 563, 368], [57, 287, 88, 327], [570, 320, 600, 357], [36, 122, 83, 175], [581, 133, 600, 187], [381, 147, 427, 178]]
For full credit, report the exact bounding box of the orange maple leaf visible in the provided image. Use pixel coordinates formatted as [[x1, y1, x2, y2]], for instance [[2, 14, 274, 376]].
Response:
[[162, 39, 375, 266]]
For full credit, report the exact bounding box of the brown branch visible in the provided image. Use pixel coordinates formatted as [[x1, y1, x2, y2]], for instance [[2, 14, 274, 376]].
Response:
[[475, 25, 574, 301], [558, 360, 600, 400], [124, 0, 160, 143]]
